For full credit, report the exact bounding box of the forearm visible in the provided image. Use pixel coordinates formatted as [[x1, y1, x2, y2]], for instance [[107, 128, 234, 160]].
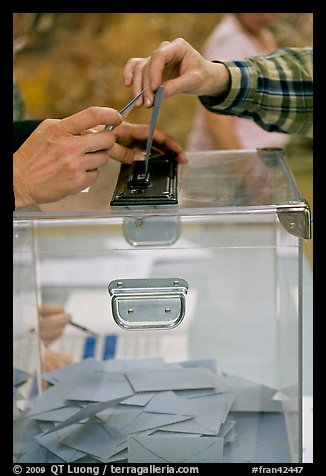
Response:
[[200, 47, 313, 137]]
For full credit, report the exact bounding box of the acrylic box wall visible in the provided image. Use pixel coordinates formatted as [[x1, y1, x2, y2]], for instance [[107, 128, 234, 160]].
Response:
[[13, 149, 310, 463]]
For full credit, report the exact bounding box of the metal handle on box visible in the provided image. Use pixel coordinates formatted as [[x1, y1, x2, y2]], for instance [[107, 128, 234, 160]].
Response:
[[108, 278, 188, 330]]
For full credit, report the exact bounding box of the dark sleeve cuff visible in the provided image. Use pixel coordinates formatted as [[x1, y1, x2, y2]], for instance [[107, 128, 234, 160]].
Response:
[[199, 94, 225, 109], [13, 119, 43, 153]]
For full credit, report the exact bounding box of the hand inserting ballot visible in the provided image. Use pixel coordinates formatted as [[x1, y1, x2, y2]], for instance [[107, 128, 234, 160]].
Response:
[[41, 348, 72, 375], [38, 303, 71, 347], [38, 303, 73, 376]]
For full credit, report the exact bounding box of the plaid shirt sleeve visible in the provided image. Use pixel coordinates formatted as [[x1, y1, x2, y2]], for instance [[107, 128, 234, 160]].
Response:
[[200, 47, 313, 138]]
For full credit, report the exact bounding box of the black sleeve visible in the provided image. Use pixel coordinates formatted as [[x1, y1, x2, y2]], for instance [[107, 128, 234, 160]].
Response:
[[13, 119, 43, 153], [13, 119, 43, 211]]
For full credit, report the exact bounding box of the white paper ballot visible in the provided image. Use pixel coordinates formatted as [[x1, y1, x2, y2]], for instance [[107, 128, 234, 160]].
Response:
[[15, 357, 292, 464], [128, 434, 224, 463], [126, 367, 218, 392]]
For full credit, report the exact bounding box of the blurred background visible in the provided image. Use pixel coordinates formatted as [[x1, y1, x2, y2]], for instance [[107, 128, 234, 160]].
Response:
[[13, 12, 313, 265]]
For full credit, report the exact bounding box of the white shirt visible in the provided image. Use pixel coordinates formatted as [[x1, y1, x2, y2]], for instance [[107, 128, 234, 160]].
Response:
[[186, 14, 289, 151]]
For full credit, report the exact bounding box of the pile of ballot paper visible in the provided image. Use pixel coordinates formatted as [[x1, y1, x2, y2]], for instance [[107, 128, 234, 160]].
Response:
[[13, 357, 291, 463]]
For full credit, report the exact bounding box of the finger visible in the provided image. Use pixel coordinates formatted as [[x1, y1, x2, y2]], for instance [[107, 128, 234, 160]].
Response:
[[81, 150, 110, 172], [42, 349, 72, 372], [39, 316, 71, 340], [78, 167, 101, 189], [139, 61, 155, 107], [124, 58, 155, 107], [123, 57, 140, 87], [40, 312, 71, 326], [148, 40, 176, 91], [56, 353, 72, 367], [38, 304, 65, 316], [72, 128, 117, 154], [132, 61, 150, 107], [123, 58, 147, 105], [40, 328, 63, 346], [61, 141, 110, 175], [148, 145, 187, 164], [39, 314, 70, 346], [114, 123, 187, 164], [149, 38, 193, 98], [108, 143, 143, 164], [151, 134, 188, 164], [114, 122, 149, 146], [80, 126, 103, 135], [60, 107, 122, 136], [162, 72, 198, 98]]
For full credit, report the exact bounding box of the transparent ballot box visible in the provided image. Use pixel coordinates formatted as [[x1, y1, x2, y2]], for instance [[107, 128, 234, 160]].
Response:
[[13, 149, 311, 463]]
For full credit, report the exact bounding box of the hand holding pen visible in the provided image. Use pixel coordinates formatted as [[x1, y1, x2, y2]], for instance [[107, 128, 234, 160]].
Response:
[[38, 303, 98, 347]]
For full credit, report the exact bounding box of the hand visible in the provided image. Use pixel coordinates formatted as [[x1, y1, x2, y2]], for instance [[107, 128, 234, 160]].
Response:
[[14, 106, 123, 209], [123, 38, 230, 108], [41, 348, 72, 385], [110, 121, 188, 164], [38, 303, 71, 347]]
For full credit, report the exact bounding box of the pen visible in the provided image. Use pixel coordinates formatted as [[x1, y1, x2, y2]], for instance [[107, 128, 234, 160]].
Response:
[[69, 321, 99, 337], [14, 327, 36, 340], [105, 88, 146, 131]]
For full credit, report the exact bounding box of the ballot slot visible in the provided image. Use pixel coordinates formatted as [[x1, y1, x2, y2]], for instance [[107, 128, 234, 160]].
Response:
[[110, 151, 178, 206], [127, 160, 151, 190], [108, 278, 188, 330]]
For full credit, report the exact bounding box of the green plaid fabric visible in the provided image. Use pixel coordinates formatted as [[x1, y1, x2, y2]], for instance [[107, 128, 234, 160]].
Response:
[[200, 47, 313, 138]]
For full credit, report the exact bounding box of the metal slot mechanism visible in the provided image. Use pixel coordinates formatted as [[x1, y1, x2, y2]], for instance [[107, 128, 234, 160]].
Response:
[[123, 216, 180, 247], [110, 151, 178, 206], [108, 278, 188, 330]]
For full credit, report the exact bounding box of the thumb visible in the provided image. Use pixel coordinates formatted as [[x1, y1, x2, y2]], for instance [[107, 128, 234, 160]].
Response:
[[60, 107, 122, 135], [109, 143, 145, 164], [163, 72, 197, 97], [38, 303, 65, 317]]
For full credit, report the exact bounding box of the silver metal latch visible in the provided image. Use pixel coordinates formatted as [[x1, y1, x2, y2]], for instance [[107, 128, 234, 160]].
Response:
[[108, 278, 188, 330]]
